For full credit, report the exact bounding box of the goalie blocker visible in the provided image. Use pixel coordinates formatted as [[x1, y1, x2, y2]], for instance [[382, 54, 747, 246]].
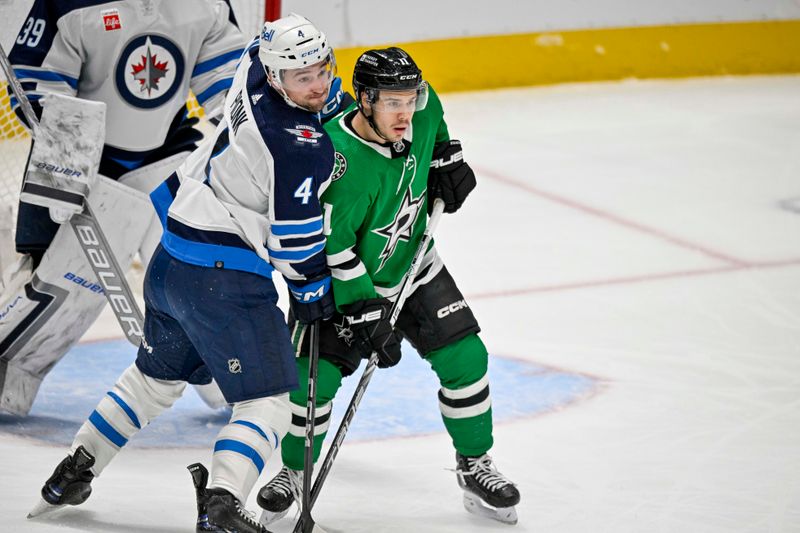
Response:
[[18, 94, 105, 223]]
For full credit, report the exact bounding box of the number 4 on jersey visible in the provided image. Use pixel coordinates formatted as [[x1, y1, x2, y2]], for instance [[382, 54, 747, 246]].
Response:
[[294, 177, 313, 204]]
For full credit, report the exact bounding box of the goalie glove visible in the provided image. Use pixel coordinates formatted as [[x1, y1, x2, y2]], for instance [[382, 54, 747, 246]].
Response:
[[342, 297, 402, 368], [19, 94, 106, 224], [286, 273, 335, 324], [428, 139, 476, 214]]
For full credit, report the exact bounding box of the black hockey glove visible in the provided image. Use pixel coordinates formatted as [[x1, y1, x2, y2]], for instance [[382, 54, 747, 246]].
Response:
[[342, 297, 402, 368], [286, 274, 335, 325], [428, 139, 476, 214]]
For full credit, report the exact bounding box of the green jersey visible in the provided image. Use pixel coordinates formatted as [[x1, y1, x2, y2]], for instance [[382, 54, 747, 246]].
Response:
[[322, 87, 450, 309]]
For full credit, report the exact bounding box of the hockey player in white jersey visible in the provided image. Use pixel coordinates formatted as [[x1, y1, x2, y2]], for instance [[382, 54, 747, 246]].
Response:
[[30, 13, 338, 533], [0, 0, 248, 416]]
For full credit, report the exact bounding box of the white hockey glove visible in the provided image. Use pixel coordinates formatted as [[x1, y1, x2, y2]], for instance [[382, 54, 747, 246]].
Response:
[[19, 94, 106, 224]]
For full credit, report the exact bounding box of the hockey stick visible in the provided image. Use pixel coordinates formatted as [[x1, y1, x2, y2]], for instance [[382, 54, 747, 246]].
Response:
[[0, 44, 144, 346], [294, 320, 322, 533], [303, 199, 446, 514]]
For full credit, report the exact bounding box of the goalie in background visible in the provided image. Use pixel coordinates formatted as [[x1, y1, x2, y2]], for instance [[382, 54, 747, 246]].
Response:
[[0, 0, 343, 416], [30, 13, 339, 533], [0, 0, 247, 415], [257, 47, 521, 526]]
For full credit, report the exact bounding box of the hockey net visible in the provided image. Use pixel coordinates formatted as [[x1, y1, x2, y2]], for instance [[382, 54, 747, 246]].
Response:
[[0, 1, 269, 272]]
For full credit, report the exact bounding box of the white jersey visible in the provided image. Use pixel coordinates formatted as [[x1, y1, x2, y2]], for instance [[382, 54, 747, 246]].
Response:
[[150, 45, 334, 288], [9, 0, 245, 171]]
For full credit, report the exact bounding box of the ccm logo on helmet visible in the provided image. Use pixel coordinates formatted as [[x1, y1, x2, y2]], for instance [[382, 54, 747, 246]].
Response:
[[437, 299, 469, 318], [399, 74, 418, 80], [301, 47, 320, 57]]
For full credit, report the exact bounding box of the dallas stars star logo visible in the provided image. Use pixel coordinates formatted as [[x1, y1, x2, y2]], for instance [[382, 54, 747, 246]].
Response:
[[334, 317, 354, 346], [373, 186, 424, 271], [131, 37, 169, 96]]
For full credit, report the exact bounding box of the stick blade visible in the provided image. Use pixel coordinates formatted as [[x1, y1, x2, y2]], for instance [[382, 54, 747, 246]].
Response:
[[293, 514, 330, 533]]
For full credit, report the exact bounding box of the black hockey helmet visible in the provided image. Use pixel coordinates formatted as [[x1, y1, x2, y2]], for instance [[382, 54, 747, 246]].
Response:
[[352, 47, 428, 113]]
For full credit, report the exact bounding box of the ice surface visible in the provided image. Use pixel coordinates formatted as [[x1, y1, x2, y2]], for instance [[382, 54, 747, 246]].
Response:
[[2, 75, 799, 532]]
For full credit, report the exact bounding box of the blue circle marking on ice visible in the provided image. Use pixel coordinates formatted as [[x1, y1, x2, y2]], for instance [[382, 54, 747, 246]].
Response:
[[0, 340, 599, 447]]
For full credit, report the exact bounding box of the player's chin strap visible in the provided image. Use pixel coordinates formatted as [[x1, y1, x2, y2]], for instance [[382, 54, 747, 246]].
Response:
[[296, 199, 446, 528]]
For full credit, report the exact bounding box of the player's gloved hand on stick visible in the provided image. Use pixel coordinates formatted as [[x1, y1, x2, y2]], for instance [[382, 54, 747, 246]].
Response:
[[342, 297, 402, 368], [428, 139, 476, 214], [286, 274, 335, 324]]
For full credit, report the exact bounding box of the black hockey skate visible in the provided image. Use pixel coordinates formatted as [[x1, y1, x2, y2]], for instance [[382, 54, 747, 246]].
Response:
[[455, 453, 520, 525], [188, 462, 271, 533], [256, 466, 303, 525], [28, 446, 96, 519]]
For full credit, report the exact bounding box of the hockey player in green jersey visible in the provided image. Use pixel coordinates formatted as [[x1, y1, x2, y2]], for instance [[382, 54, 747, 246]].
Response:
[[257, 47, 520, 525]]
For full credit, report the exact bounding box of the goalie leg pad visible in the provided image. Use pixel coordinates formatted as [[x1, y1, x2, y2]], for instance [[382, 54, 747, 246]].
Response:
[[0, 177, 153, 416], [210, 394, 291, 502], [72, 363, 185, 475]]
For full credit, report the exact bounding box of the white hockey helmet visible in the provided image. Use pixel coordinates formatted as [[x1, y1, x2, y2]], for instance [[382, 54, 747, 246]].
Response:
[[259, 13, 335, 85], [258, 13, 335, 110]]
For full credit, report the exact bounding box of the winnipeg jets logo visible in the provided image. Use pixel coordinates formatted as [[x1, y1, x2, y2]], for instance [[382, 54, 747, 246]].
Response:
[[334, 317, 354, 346], [373, 187, 424, 271], [286, 125, 324, 144], [116, 34, 184, 109], [131, 38, 169, 96]]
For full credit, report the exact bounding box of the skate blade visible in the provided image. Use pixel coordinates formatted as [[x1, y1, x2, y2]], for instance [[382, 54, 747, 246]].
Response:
[[463, 491, 518, 525], [259, 507, 290, 526], [27, 498, 64, 519]]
